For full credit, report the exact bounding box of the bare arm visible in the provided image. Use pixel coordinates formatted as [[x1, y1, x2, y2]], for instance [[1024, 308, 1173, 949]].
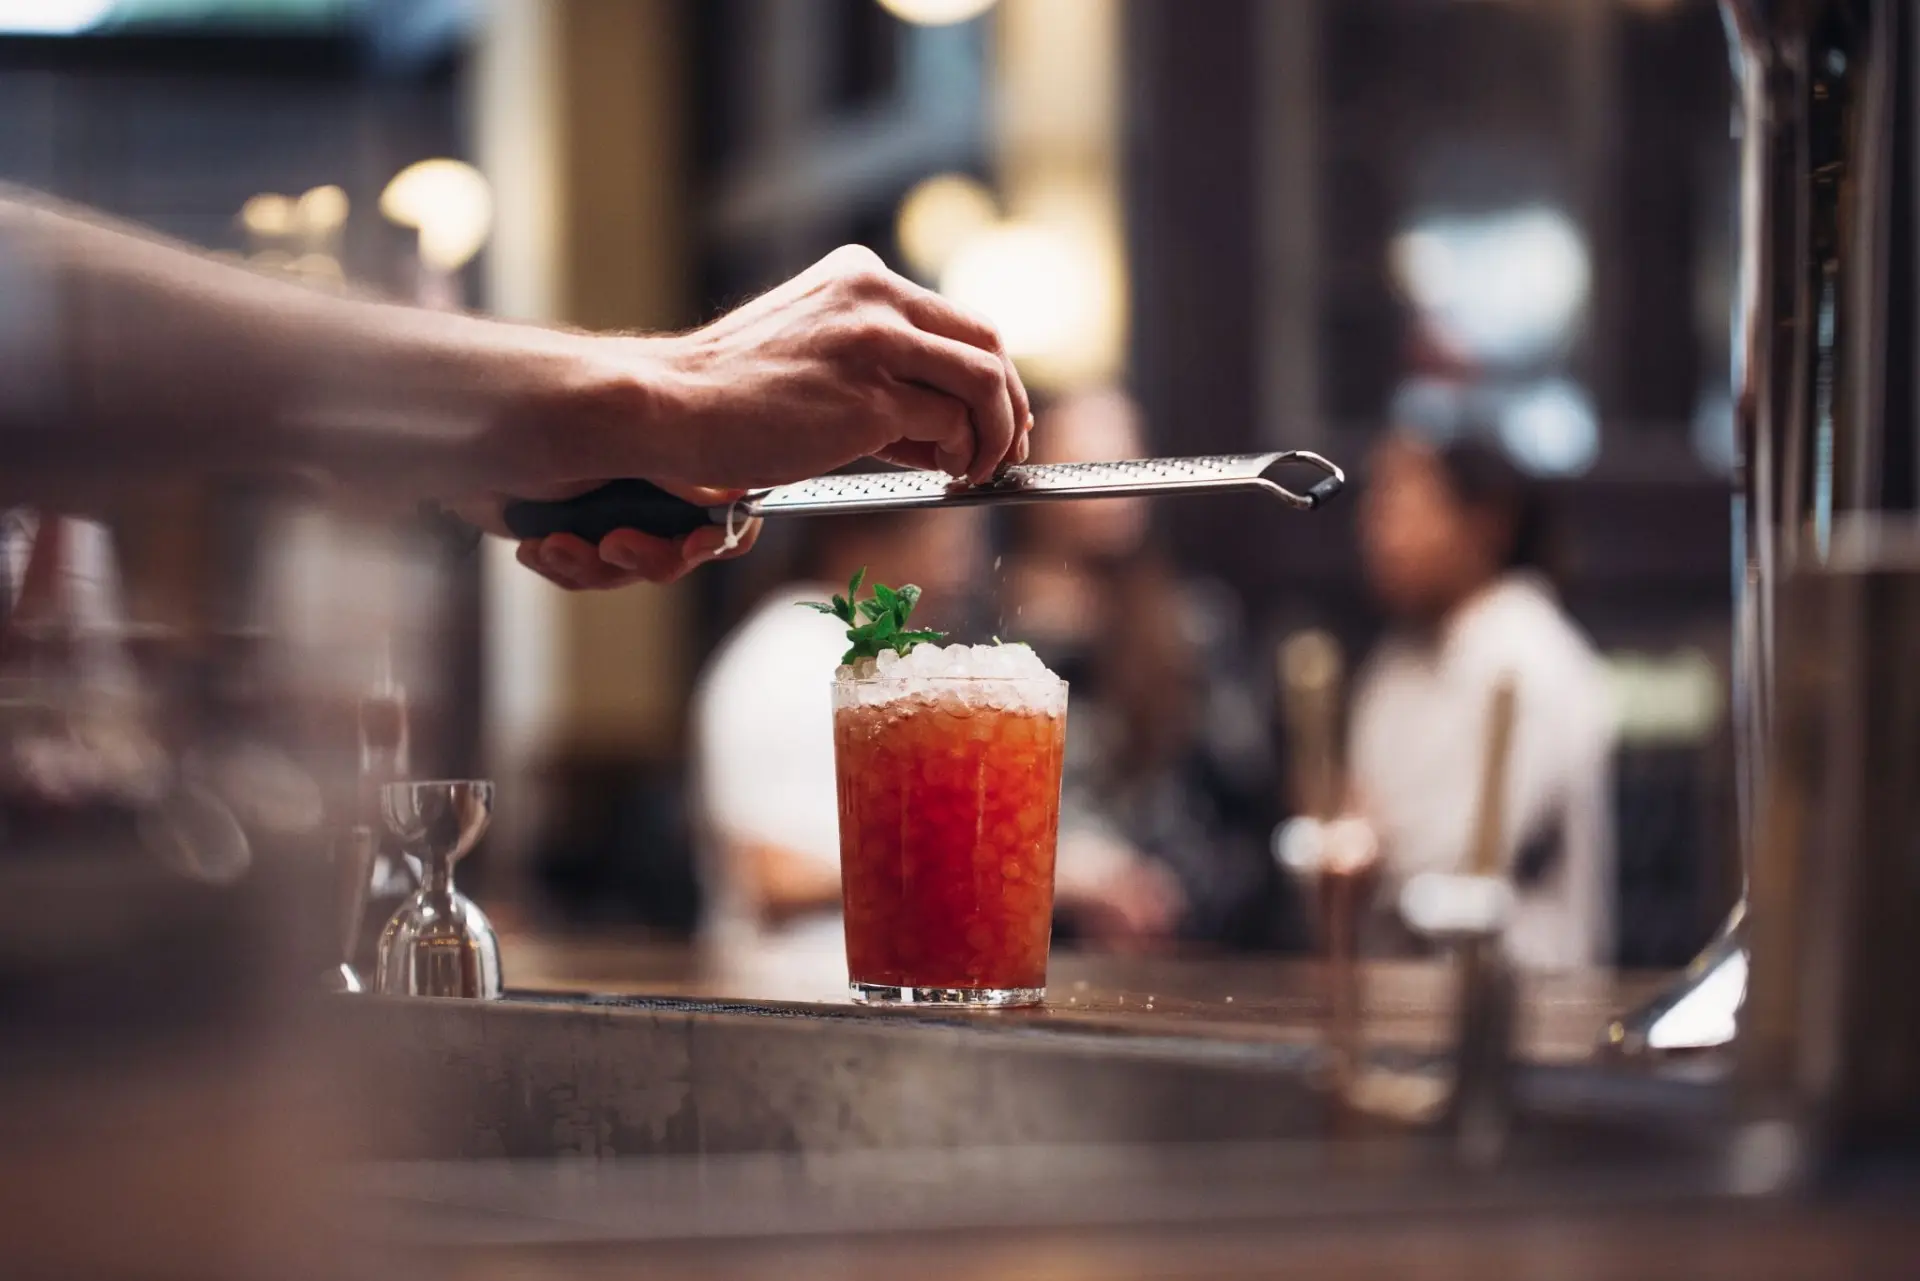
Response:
[[0, 191, 1031, 585], [0, 188, 619, 507], [730, 840, 844, 928]]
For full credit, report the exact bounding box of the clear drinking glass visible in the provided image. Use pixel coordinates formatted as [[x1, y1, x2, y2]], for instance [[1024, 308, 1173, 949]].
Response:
[[832, 670, 1068, 1006]]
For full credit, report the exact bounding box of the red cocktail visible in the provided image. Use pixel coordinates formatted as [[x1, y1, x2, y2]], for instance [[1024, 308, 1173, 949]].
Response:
[[833, 665, 1067, 1006]]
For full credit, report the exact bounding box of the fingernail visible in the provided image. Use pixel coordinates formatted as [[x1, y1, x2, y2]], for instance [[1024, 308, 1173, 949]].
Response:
[[544, 543, 583, 573], [602, 544, 640, 571]]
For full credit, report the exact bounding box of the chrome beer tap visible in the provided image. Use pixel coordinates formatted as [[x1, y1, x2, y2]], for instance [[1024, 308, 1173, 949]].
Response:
[[1611, 0, 1920, 1057]]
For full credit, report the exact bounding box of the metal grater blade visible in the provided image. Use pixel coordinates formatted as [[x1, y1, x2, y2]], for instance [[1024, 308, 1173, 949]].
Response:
[[740, 451, 1343, 518]]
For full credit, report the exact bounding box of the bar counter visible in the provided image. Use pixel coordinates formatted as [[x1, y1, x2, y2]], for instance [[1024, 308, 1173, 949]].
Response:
[[495, 933, 1666, 1061], [327, 934, 1920, 1279]]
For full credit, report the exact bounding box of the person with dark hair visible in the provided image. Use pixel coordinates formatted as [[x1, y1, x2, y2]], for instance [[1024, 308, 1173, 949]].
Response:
[[1346, 433, 1616, 970], [1002, 389, 1295, 952]]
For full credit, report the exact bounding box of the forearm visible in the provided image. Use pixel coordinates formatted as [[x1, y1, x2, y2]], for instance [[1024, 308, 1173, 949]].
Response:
[[734, 840, 843, 926], [0, 190, 675, 506]]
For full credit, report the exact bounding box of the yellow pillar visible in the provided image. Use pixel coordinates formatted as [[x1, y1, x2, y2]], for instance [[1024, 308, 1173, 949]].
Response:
[[472, 0, 694, 874]]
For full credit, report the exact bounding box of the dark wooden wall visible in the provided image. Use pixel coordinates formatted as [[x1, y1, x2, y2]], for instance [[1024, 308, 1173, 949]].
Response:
[[1122, 0, 1740, 961]]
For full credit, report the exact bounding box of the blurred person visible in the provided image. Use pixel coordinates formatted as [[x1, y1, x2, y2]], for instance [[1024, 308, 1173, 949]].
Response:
[[1002, 389, 1295, 951], [0, 190, 1031, 587], [692, 502, 1174, 976], [1348, 433, 1615, 971], [690, 507, 984, 971]]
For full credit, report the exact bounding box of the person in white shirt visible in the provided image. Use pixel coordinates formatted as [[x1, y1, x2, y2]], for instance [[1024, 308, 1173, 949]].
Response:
[[688, 507, 983, 978], [691, 502, 1176, 984], [1347, 435, 1616, 972]]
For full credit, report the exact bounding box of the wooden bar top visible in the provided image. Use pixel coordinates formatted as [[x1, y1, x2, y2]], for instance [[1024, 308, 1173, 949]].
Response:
[[499, 933, 1669, 1065], [431, 1204, 1920, 1281], [358, 936, 1920, 1278]]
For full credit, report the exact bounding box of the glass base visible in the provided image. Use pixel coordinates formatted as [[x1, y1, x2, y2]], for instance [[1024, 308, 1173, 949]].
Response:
[[1599, 904, 1746, 1056], [851, 982, 1044, 1008]]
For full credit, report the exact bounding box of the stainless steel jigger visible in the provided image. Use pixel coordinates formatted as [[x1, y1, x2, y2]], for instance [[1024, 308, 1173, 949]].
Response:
[[375, 780, 501, 1000]]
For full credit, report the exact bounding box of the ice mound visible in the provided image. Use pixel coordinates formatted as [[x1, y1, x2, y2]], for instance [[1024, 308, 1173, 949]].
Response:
[[873, 640, 1054, 681], [840, 642, 1065, 714]]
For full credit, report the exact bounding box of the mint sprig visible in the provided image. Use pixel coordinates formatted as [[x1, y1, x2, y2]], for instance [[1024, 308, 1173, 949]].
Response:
[[801, 567, 945, 665]]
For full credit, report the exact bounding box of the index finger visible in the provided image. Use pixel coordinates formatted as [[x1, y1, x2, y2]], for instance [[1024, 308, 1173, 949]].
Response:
[[893, 285, 1032, 455], [886, 331, 1017, 483]]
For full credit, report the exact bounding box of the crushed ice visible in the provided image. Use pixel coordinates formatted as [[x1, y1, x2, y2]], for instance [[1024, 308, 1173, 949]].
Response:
[[840, 641, 1065, 713]]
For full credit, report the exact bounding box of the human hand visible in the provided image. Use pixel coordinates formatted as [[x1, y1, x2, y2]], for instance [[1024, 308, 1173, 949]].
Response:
[[618, 244, 1032, 489], [455, 482, 762, 590], [470, 245, 1027, 588]]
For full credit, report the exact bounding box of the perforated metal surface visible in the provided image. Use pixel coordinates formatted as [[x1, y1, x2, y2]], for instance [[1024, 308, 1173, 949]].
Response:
[[744, 452, 1339, 517]]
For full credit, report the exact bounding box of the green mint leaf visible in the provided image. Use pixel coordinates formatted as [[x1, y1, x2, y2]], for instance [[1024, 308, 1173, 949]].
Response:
[[807, 567, 944, 666], [800, 601, 841, 615]]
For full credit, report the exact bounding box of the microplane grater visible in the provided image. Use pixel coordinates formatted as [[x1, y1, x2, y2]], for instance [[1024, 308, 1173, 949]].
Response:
[[738, 451, 1343, 519], [499, 451, 1344, 546]]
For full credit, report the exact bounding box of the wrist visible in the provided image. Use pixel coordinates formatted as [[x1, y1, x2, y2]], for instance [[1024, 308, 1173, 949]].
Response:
[[531, 333, 702, 490]]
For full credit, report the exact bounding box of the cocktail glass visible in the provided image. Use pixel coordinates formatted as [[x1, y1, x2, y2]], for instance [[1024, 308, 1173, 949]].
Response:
[[832, 669, 1068, 1007]]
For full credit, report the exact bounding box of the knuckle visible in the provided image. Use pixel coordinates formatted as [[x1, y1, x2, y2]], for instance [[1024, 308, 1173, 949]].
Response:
[[836, 313, 901, 358], [964, 349, 1006, 394], [826, 243, 888, 282], [846, 268, 898, 303]]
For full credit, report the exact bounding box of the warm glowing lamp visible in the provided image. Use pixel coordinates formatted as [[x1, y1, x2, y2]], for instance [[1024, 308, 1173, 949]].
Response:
[[296, 184, 350, 238], [939, 220, 1110, 373], [240, 193, 296, 239], [876, 0, 997, 27], [0, 0, 113, 35], [895, 173, 998, 280], [380, 159, 494, 273]]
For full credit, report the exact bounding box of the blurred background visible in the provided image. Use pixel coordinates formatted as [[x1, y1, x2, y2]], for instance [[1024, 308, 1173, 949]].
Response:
[[0, 0, 1738, 971]]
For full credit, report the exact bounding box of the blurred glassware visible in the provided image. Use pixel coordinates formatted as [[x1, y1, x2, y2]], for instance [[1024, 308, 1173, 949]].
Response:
[[376, 779, 501, 1000], [1744, 518, 1920, 1173], [1277, 628, 1345, 821], [0, 493, 355, 1278]]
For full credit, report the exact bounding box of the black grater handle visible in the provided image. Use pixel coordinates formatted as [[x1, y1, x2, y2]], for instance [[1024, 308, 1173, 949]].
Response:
[[500, 480, 722, 543]]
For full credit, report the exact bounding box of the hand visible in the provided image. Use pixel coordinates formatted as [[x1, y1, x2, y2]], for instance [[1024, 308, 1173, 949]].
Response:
[[1062, 859, 1184, 951], [455, 482, 762, 591], [620, 245, 1032, 489], [470, 245, 1028, 588]]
